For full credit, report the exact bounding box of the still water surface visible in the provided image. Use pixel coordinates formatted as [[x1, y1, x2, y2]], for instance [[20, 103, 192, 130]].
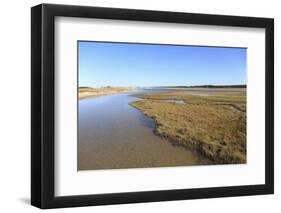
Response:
[[78, 89, 235, 170]]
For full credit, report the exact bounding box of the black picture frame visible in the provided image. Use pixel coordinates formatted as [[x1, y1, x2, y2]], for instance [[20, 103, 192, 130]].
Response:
[[31, 3, 274, 209]]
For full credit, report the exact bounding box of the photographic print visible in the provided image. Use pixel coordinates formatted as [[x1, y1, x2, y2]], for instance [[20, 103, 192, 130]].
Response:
[[78, 41, 247, 170], [31, 4, 274, 208]]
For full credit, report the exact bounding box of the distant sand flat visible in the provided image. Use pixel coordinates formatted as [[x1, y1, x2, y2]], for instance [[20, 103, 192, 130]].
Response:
[[79, 87, 137, 99]]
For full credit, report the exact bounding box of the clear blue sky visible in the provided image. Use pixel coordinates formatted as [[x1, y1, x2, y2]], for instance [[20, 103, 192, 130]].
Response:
[[78, 41, 246, 87]]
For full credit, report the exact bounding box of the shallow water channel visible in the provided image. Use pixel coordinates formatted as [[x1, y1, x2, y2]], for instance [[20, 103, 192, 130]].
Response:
[[78, 89, 235, 170]]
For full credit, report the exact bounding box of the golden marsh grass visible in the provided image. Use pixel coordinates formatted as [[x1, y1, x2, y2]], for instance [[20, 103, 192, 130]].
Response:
[[130, 90, 246, 164]]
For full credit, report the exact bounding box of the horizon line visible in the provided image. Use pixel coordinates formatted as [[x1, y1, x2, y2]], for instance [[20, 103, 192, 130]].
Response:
[[79, 84, 247, 88]]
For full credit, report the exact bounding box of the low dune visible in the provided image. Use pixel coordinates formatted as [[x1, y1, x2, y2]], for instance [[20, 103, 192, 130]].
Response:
[[79, 86, 137, 99]]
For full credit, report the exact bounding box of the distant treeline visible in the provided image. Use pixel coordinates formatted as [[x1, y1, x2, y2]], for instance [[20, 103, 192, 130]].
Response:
[[164, 85, 247, 88], [79, 86, 114, 89], [80, 85, 247, 89]]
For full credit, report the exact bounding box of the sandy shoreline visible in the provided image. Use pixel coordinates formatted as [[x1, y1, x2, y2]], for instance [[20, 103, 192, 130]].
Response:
[[79, 88, 137, 99], [79, 87, 246, 99]]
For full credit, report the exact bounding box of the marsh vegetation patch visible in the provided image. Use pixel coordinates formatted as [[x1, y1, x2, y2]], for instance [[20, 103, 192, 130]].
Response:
[[130, 90, 246, 164]]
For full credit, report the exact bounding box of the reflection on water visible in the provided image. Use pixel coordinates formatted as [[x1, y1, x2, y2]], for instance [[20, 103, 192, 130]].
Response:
[[79, 89, 229, 170]]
